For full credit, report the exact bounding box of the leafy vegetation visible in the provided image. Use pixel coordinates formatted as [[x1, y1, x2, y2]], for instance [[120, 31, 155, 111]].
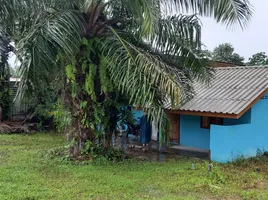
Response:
[[1, 133, 268, 200], [0, 33, 12, 120], [80, 140, 126, 164], [0, 74, 10, 120], [203, 43, 245, 65], [247, 52, 268, 66], [199, 45, 268, 67]]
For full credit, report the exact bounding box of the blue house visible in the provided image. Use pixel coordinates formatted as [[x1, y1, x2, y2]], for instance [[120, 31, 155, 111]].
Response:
[[133, 66, 268, 162], [163, 66, 268, 163]]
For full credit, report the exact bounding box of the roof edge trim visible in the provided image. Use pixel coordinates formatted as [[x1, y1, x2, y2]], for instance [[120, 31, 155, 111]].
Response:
[[166, 110, 239, 119], [237, 88, 268, 118], [166, 88, 268, 119]]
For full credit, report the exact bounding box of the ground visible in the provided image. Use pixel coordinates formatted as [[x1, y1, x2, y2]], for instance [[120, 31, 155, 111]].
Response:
[[1, 133, 268, 200]]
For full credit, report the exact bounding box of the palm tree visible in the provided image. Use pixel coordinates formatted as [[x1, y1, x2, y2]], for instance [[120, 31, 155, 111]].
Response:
[[0, 0, 252, 155]]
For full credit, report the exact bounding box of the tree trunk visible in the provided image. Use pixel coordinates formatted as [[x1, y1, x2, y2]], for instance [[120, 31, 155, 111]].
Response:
[[64, 40, 119, 157], [64, 81, 96, 157], [68, 113, 96, 157]]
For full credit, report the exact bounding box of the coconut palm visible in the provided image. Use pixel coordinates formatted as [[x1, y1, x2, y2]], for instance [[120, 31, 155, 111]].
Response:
[[0, 0, 252, 155]]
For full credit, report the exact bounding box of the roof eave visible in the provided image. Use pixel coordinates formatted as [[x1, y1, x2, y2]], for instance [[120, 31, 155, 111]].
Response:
[[165, 109, 239, 119]]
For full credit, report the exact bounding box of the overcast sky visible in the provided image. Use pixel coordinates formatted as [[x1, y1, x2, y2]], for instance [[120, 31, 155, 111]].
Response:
[[200, 0, 266, 61]]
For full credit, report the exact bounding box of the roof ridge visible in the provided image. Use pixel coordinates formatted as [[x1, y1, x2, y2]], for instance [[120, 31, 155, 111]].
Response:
[[214, 66, 268, 70]]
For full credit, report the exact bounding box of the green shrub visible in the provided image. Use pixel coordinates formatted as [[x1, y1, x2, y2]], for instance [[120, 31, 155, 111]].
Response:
[[50, 101, 72, 133], [82, 140, 125, 165], [31, 100, 72, 132]]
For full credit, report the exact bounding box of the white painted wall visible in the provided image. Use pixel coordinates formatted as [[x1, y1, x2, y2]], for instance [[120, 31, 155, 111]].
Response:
[[151, 120, 158, 141]]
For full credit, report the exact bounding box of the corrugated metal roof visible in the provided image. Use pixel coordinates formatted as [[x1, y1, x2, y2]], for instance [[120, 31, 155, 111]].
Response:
[[167, 66, 268, 115]]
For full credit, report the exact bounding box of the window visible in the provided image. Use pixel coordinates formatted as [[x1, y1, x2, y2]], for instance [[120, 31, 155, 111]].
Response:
[[201, 117, 223, 129]]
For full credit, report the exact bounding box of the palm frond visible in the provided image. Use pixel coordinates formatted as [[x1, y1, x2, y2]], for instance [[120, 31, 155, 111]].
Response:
[[0, 0, 81, 38], [105, 28, 193, 104], [14, 8, 84, 101], [155, 14, 202, 50], [98, 28, 198, 141], [0, 29, 10, 75], [163, 0, 253, 28], [106, 0, 161, 38], [152, 14, 213, 83]]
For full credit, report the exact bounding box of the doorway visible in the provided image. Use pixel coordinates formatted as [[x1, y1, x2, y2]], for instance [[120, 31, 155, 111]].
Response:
[[167, 113, 180, 144]]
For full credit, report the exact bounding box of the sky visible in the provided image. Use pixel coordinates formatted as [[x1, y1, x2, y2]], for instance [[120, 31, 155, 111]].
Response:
[[200, 0, 267, 61], [8, 0, 266, 66]]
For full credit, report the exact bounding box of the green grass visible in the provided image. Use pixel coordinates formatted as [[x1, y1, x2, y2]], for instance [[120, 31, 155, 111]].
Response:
[[1, 133, 268, 200]]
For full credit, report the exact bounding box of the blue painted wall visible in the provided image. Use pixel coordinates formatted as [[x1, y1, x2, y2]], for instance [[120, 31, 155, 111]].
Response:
[[180, 114, 210, 149], [132, 110, 144, 120], [224, 109, 251, 125], [210, 96, 268, 163]]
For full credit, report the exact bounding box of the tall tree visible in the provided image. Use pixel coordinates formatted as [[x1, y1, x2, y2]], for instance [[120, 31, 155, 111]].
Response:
[[212, 43, 245, 65], [247, 52, 268, 66], [0, 0, 252, 155], [196, 49, 213, 59]]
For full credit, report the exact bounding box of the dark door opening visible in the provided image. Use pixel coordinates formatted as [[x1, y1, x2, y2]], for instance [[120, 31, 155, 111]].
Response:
[[167, 113, 180, 144]]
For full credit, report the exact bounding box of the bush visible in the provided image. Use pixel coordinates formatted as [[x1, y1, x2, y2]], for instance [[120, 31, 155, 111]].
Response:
[[29, 100, 72, 132], [40, 139, 126, 165], [82, 140, 125, 165], [50, 101, 72, 133]]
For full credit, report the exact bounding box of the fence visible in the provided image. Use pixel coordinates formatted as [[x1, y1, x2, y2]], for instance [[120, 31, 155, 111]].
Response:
[[9, 102, 30, 121], [8, 79, 30, 121]]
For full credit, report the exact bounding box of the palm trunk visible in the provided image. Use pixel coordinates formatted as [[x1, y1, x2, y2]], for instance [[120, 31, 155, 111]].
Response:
[[65, 80, 96, 157], [65, 39, 119, 157], [68, 110, 96, 157]]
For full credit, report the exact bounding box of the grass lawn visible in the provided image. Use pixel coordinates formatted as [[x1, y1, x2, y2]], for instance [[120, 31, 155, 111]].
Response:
[[1, 133, 268, 200]]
